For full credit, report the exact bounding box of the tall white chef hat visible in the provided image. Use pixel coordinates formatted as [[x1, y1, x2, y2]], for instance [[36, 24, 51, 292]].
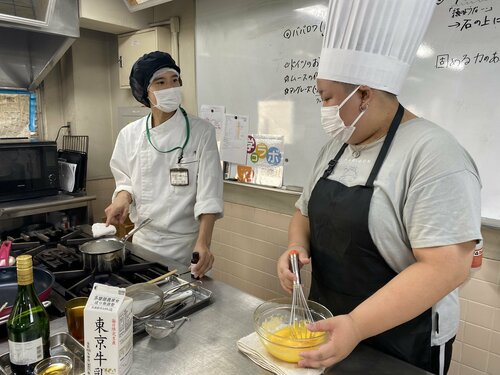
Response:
[[317, 0, 436, 95]]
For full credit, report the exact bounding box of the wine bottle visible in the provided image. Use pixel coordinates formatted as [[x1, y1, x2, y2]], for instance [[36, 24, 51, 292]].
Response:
[[7, 255, 50, 375]]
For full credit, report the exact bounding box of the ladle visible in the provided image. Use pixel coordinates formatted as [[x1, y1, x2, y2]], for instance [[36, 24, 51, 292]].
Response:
[[145, 317, 189, 339]]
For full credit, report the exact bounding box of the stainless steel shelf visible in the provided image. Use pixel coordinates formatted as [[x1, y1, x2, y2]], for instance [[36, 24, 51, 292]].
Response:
[[0, 194, 96, 219]]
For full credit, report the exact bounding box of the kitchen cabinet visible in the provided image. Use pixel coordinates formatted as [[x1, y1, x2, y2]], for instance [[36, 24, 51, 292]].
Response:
[[117, 27, 172, 88]]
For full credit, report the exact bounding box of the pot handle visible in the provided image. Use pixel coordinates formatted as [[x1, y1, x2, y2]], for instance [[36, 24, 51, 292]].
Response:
[[121, 218, 153, 242]]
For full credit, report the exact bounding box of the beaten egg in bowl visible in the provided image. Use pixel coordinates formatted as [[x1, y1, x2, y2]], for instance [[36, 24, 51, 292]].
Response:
[[254, 298, 332, 363]]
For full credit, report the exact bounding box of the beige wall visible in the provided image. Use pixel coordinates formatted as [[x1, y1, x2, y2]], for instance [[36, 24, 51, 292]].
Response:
[[153, 0, 197, 114], [42, 29, 136, 219], [71, 29, 115, 179], [41, 49, 75, 146], [43, 29, 117, 179], [213, 184, 500, 375], [86, 178, 116, 223], [79, 0, 153, 34], [91, 0, 197, 218], [41, 0, 196, 221]]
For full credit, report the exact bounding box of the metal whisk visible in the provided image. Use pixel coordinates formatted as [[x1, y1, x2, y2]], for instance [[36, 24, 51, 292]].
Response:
[[288, 250, 314, 338]]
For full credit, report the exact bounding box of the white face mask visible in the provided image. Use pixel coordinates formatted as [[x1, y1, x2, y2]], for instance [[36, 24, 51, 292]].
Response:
[[320, 85, 366, 143], [152, 86, 182, 113]]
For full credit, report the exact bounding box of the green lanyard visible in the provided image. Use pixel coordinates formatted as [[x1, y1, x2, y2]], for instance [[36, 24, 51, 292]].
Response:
[[145, 107, 190, 162]]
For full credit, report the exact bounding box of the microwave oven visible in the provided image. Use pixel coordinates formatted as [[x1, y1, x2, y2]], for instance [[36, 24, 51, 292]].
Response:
[[0, 139, 59, 202]]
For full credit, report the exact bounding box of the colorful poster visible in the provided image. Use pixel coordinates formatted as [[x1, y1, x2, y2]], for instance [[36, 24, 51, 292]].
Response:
[[224, 134, 285, 188], [246, 135, 284, 168]]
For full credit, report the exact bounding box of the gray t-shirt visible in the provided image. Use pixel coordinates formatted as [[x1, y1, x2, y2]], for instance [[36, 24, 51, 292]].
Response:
[[296, 117, 482, 345]]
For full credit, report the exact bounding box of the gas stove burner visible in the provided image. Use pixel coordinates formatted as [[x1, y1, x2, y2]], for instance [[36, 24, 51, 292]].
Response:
[[3, 225, 93, 251], [20, 227, 66, 243], [8, 238, 41, 250], [36, 244, 82, 272], [1, 224, 172, 317]]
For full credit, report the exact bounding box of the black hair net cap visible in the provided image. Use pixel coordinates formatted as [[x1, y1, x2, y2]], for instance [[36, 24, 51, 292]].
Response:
[[129, 51, 181, 107]]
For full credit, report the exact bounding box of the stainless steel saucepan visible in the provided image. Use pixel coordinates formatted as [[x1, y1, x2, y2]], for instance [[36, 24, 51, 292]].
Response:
[[79, 218, 152, 273]]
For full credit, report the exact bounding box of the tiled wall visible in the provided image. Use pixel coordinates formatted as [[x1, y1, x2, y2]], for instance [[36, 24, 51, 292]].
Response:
[[212, 201, 500, 375], [452, 254, 500, 375], [211, 202, 311, 301]]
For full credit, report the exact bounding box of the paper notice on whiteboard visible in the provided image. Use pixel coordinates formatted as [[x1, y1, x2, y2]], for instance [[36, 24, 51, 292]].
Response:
[[199, 104, 226, 140], [58, 161, 77, 192], [220, 114, 248, 165]]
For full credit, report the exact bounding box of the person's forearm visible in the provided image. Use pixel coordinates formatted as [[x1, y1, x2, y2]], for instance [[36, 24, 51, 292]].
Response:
[[349, 243, 473, 341], [195, 214, 217, 248], [288, 209, 311, 254], [115, 190, 132, 204]]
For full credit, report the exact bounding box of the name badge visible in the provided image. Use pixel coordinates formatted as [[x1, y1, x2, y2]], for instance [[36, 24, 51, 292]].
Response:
[[170, 168, 189, 186]]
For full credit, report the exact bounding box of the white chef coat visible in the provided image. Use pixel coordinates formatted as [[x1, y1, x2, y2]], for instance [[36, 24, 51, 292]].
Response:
[[110, 108, 224, 265]]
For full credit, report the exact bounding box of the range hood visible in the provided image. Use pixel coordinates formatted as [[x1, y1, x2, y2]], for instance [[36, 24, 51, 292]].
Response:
[[0, 0, 79, 91]]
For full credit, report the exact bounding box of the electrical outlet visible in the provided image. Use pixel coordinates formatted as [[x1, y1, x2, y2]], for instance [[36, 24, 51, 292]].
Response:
[[66, 121, 71, 136]]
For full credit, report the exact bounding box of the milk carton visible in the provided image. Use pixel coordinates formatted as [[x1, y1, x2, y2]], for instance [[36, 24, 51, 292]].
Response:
[[84, 283, 133, 375]]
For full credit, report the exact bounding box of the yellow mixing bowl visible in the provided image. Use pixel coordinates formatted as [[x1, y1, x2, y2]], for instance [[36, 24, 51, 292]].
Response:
[[253, 297, 333, 363]]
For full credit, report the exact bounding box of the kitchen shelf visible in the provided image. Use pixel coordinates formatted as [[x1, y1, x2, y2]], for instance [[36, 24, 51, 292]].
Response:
[[0, 193, 96, 219]]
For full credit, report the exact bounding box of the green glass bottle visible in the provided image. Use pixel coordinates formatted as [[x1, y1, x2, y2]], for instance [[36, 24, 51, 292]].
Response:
[[7, 255, 50, 375]]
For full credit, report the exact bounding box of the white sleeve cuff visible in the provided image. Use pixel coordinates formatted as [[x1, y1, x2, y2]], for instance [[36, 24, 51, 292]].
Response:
[[112, 186, 137, 220], [194, 198, 224, 220]]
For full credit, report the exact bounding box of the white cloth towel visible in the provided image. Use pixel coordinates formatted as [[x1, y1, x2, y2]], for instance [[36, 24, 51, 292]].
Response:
[[92, 223, 117, 238], [237, 332, 325, 375]]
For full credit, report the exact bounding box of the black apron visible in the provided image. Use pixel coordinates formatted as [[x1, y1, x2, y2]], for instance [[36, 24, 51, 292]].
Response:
[[308, 104, 433, 372]]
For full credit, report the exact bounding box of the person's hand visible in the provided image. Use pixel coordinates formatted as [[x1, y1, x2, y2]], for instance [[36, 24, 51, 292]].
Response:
[[191, 244, 214, 278], [277, 247, 310, 294], [298, 314, 363, 369], [104, 191, 131, 226]]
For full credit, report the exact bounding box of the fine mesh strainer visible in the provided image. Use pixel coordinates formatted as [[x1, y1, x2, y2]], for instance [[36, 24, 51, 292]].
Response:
[[125, 269, 178, 319]]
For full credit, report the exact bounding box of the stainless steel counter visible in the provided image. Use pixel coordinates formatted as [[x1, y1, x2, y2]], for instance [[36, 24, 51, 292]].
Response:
[[0, 248, 432, 374], [129, 278, 432, 375]]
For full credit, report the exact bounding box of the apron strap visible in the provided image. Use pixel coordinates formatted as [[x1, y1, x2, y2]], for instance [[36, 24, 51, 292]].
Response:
[[321, 143, 349, 179], [366, 103, 405, 187]]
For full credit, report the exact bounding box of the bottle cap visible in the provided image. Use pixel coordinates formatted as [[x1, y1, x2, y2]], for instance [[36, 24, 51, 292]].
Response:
[[16, 255, 32, 269], [16, 255, 33, 285]]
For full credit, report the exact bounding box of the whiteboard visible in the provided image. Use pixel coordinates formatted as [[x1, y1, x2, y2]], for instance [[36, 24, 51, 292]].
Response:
[[195, 0, 500, 222], [195, 0, 328, 189], [399, 0, 500, 223]]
